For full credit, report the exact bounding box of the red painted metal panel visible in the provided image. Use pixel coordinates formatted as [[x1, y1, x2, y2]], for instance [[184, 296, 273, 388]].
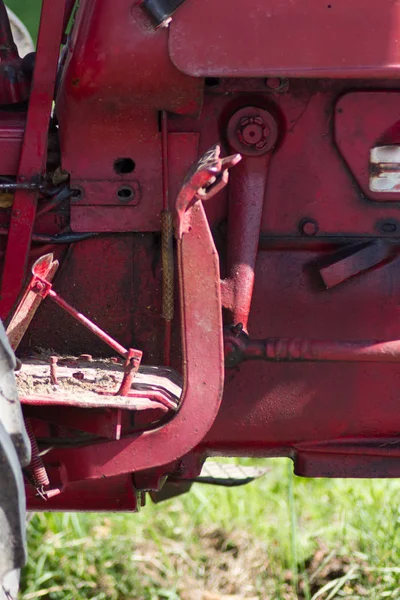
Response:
[[71, 205, 159, 233], [205, 247, 400, 453], [56, 0, 203, 234], [169, 0, 400, 78], [257, 86, 400, 237], [335, 92, 400, 202], [7, 0, 400, 507]]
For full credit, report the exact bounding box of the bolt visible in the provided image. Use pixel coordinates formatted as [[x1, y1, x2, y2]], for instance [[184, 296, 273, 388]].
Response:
[[79, 354, 92, 361], [380, 222, 397, 234], [236, 116, 270, 150], [266, 77, 283, 90], [300, 219, 319, 236], [228, 107, 278, 156], [49, 356, 58, 385], [32, 281, 45, 293]]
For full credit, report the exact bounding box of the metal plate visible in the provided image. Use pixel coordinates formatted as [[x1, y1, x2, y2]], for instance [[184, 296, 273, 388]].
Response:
[[169, 0, 400, 78]]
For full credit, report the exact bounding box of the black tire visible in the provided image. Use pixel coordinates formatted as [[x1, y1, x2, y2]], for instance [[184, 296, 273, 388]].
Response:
[[0, 322, 31, 599]]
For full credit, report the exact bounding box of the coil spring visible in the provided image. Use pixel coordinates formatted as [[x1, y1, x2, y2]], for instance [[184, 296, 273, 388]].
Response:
[[24, 418, 49, 488]]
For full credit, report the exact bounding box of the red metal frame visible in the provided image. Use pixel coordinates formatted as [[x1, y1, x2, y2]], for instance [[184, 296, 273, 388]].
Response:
[[0, 0, 66, 319], [0, 0, 400, 510]]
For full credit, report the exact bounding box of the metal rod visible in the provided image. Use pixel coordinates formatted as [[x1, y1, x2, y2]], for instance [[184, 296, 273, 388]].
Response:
[[47, 289, 129, 358], [223, 154, 271, 332], [225, 329, 400, 366], [49, 355, 58, 385], [161, 110, 174, 365], [261, 338, 400, 362], [116, 348, 142, 396]]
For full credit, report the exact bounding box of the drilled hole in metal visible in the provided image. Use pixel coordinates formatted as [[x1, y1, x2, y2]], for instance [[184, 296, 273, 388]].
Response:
[[113, 157, 136, 174], [381, 222, 397, 234], [117, 186, 134, 201], [205, 77, 221, 88], [70, 187, 84, 201]]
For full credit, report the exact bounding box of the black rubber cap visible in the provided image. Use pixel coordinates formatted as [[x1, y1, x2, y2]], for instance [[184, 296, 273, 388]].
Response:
[[141, 0, 186, 26]]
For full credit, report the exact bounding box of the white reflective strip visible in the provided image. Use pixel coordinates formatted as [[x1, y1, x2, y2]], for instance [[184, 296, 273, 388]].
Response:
[[370, 146, 400, 192]]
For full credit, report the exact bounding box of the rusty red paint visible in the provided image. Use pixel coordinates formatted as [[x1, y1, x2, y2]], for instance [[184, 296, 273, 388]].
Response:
[[46, 200, 224, 482], [49, 356, 58, 385], [175, 145, 241, 239], [6, 253, 59, 350], [116, 348, 142, 396], [2, 0, 400, 511]]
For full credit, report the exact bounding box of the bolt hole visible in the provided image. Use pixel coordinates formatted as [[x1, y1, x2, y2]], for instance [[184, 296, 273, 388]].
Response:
[[70, 187, 84, 201], [113, 157, 136, 174], [117, 186, 134, 201], [205, 77, 221, 88], [381, 222, 397, 233], [327, 4, 332, 7]]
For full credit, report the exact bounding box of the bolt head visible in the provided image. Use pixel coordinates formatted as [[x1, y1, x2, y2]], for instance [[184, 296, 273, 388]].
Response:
[[236, 116, 270, 149], [300, 219, 319, 236], [227, 107, 278, 156], [32, 281, 45, 293]]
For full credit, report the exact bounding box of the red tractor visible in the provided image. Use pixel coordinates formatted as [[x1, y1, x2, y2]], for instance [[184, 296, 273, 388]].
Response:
[[1, 0, 400, 596]]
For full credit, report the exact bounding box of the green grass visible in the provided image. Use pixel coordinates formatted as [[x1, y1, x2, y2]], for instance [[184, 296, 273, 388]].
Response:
[[21, 459, 400, 599], [6, 0, 40, 41]]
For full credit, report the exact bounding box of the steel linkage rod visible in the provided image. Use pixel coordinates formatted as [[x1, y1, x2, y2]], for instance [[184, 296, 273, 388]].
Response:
[[161, 110, 174, 365], [225, 326, 400, 367]]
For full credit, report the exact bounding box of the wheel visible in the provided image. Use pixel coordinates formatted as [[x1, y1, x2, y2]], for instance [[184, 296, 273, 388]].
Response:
[[0, 321, 31, 600]]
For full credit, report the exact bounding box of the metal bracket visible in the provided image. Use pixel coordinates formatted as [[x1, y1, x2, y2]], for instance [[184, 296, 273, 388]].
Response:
[[175, 144, 241, 239]]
